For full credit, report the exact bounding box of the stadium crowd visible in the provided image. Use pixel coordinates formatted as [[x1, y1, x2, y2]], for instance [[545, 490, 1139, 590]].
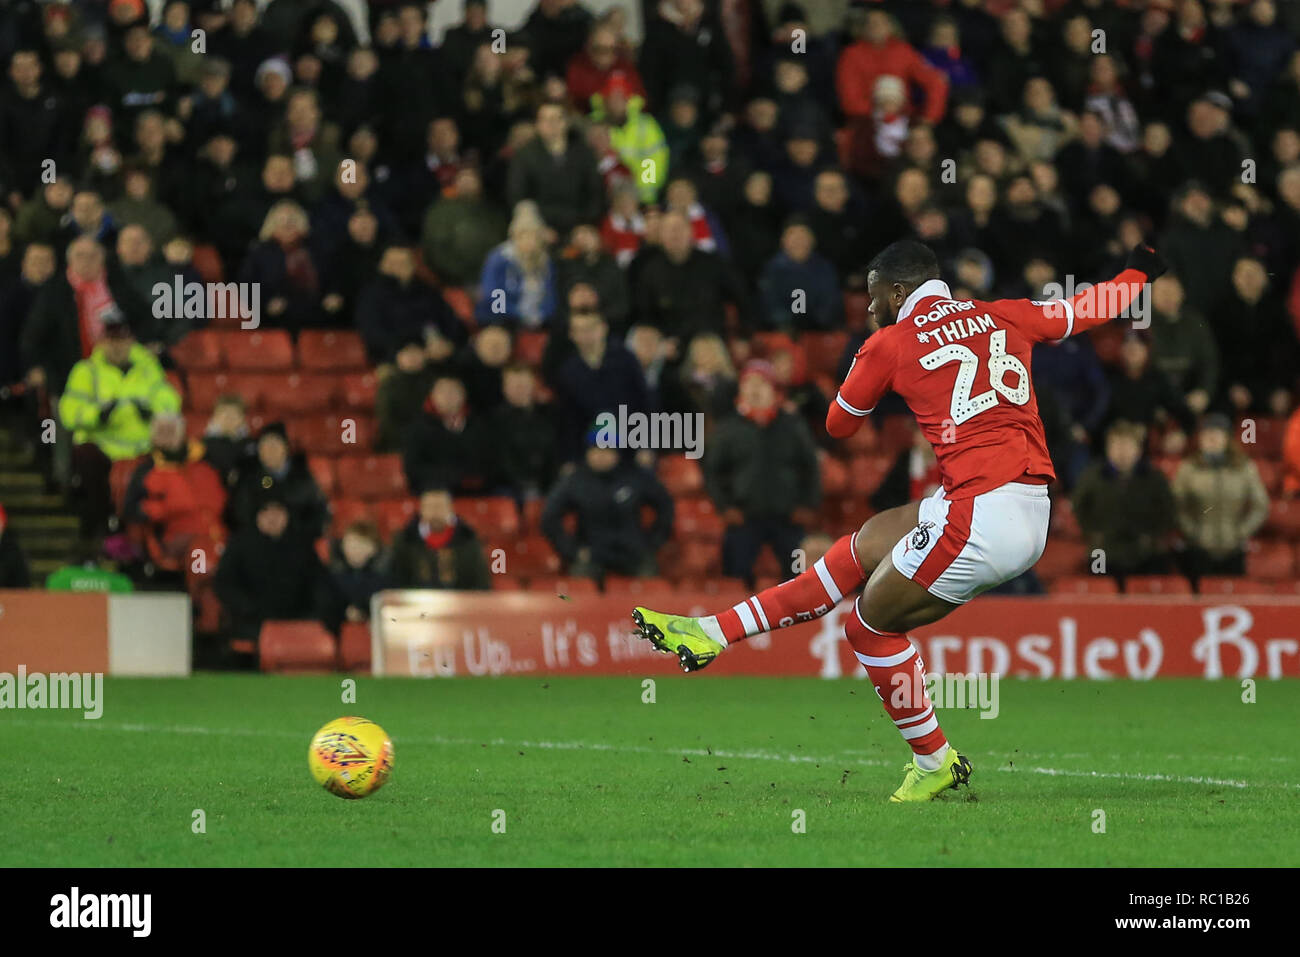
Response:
[[3, 0, 1300, 659]]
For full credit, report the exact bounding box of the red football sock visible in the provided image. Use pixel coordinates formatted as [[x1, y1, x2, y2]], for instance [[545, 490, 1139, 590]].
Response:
[[843, 602, 948, 757], [712, 531, 866, 643]]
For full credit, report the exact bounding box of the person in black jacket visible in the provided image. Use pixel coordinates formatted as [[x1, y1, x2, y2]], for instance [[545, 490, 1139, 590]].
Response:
[[506, 102, 605, 236], [389, 487, 492, 589], [401, 376, 493, 495], [354, 244, 464, 364], [322, 519, 392, 630], [214, 493, 330, 641], [541, 440, 674, 584], [705, 360, 821, 586], [226, 422, 329, 537], [489, 363, 558, 500], [0, 503, 32, 588], [551, 309, 652, 462]]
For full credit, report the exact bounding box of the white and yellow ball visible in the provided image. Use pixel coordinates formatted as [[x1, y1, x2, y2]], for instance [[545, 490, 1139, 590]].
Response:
[[308, 717, 394, 799]]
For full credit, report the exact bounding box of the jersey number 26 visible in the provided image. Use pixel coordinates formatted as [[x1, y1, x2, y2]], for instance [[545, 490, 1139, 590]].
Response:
[[918, 329, 1030, 425]]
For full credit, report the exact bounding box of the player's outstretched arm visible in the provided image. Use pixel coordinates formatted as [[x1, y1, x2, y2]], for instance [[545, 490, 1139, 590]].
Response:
[[1060, 243, 1169, 336]]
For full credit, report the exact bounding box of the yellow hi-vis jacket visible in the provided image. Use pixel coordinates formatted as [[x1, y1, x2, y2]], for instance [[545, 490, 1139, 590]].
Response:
[[58, 344, 181, 460]]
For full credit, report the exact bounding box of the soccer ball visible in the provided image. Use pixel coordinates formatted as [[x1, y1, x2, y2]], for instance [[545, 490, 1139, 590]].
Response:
[[308, 716, 394, 799]]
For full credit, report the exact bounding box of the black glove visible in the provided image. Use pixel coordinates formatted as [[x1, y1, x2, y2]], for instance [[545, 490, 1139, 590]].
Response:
[[97, 399, 119, 423], [1126, 243, 1167, 281], [132, 398, 153, 422]]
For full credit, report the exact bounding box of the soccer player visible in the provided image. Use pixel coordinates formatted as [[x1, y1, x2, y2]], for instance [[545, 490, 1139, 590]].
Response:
[[632, 239, 1167, 801]]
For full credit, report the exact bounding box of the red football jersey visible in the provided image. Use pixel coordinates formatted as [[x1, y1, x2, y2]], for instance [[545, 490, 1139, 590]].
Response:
[[828, 273, 1145, 499]]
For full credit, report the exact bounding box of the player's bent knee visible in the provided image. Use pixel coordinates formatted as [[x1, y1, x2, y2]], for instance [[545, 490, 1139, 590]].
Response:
[[854, 502, 920, 573]]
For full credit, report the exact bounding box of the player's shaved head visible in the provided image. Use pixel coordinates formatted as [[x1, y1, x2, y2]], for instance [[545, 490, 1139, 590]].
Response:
[[866, 241, 941, 327]]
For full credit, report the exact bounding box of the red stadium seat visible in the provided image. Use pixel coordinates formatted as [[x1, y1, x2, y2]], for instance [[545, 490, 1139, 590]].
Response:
[[338, 622, 372, 672], [657, 455, 704, 497], [190, 243, 225, 283], [374, 497, 418, 540], [1265, 499, 1300, 537], [1124, 575, 1193, 596], [754, 548, 784, 579], [1246, 541, 1295, 580], [287, 414, 376, 455], [820, 453, 849, 496], [339, 372, 377, 411], [298, 330, 368, 372], [336, 454, 408, 501], [454, 496, 519, 538], [1270, 579, 1300, 596], [1241, 416, 1284, 457], [848, 454, 893, 497], [506, 535, 562, 578], [674, 498, 723, 541], [514, 330, 548, 368], [170, 330, 223, 371], [329, 498, 374, 537], [1034, 540, 1089, 581], [521, 497, 544, 532], [676, 540, 721, 577], [306, 456, 337, 498], [1048, 575, 1120, 595], [221, 329, 294, 371], [259, 621, 337, 672], [1197, 576, 1276, 596], [844, 291, 870, 330], [1049, 498, 1082, 540], [802, 331, 850, 381], [258, 372, 338, 415], [1254, 459, 1282, 494], [185, 371, 237, 412]]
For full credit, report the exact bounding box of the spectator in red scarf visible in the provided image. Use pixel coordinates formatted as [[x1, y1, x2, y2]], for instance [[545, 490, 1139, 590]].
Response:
[[390, 486, 492, 589], [704, 359, 821, 585], [600, 180, 646, 268], [237, 199, 324, 333], [401, 376, 494, 495], [20, 236, 148, 396]]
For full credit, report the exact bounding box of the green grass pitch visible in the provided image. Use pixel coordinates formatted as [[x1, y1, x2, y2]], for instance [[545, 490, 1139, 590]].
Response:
[[5, 675, 1298, 867]]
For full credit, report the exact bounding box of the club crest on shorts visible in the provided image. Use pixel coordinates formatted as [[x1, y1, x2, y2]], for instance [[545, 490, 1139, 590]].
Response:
[[909, 521, 936, 551]]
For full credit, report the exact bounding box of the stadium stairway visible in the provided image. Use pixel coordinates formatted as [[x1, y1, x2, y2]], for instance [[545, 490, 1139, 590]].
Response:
[[0, 429, 80, 582]]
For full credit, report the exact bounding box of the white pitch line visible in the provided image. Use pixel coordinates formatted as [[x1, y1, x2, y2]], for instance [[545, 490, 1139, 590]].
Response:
[[9, 717, 1299, 790]]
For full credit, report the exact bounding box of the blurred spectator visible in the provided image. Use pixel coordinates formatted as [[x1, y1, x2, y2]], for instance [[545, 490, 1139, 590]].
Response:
[[871, 422, 942, 512], [214, 494, 329, 642], [836, 8, 947, 124], [323, 519, 392, 628], [1102, 331, 1196, 444], [1032, 333, 1110, 487], [665, 332, 736, 423], [639, 0, 734, 118], [420, 166, 506, 289], [1, 242, 55, 392], [1147, 274, 1218, 418], [108, 165, 178, 246], [237, 200, 324, 333], [122, 412, 227, 578], [1173, 413, 1270, 581], [805, 169, 867, 287], [588, 72, 667, 204], [758, 217, 842, 331], [567, 20, 645, 110], [1218, 257, 1297, 415], [552, 309, 652, 461], [58, 314, 180, 539], [475, 200, 558, 328], [1160, 182, 1243, 318], [541, 441, 674, 583], [390, 487, 492, 589], [202, 393, 253, 483], [21, 236, 149, 397], [632, 209, 749, 343], [1073, 421, 1176, 581], [558, 222, 629, 332], [506, 102, 604, 236], [376, 338, 435, 452], [456, 324, 511, 413], [725, 170, 782, 282], [705, 361, 821, 585], [402, 375, 492, 495], [267, 87, 343, 204], [1284, 403, 1300, 496], [227, 422, 328, 538], [489, 363, 558, 500], [600, 179, 647, 268], [0, 503, 31, 588], [356, 244, 463, 364]]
